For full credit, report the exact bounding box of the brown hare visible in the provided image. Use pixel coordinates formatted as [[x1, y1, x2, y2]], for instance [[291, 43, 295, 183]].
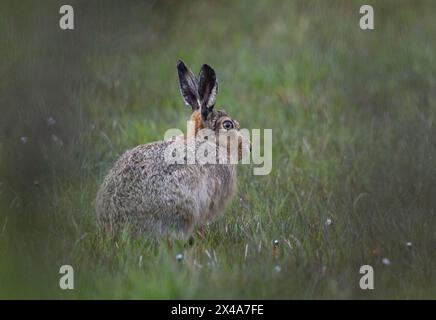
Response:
[[96, 60, 250, 238]]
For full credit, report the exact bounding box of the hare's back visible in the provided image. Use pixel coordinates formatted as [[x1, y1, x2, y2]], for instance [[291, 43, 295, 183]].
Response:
[[106, 141, 204, 201]]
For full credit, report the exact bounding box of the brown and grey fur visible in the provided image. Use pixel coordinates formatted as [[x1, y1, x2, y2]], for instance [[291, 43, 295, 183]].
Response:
[[96, 60, 249, 238]]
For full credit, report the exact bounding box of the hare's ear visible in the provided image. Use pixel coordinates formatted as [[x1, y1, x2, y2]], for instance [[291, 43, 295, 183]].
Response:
[[177, 60, 200, 111], [198, 64, 218, 121]]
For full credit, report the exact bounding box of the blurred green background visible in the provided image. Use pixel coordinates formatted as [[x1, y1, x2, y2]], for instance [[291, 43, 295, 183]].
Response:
[[0, 0, 435, 299]]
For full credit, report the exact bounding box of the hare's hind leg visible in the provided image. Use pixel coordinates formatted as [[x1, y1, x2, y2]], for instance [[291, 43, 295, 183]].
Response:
[[156, 208, 195, 239]]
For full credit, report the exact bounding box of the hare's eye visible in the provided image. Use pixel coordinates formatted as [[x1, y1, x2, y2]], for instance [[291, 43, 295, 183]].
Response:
[[222, 120, 234, 130]]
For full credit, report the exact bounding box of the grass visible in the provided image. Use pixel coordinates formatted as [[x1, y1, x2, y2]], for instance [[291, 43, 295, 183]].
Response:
[[0, 0, 435, 299]]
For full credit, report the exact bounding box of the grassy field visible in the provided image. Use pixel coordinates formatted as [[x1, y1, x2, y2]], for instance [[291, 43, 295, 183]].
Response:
[[1, 0, 436, 299]]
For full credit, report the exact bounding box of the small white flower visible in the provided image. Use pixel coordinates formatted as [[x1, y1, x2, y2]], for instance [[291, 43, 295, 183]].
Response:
[[51, 134, 63, 146], [325, 218, 333, 226], [20, 136, 28, 144], [274, 265, 282, 273], [176, 253, 183, 261], [47, 117, 56, 126], [382, 257, 391, 266]]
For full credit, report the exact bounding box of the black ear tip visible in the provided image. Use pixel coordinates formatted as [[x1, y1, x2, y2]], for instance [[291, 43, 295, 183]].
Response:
[[201, 64, 215, 74], [177, 59, 187, 71]]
